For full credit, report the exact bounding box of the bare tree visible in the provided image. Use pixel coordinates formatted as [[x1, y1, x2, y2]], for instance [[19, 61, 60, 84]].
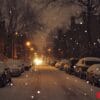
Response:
[[74, 0, 100, 43], [3, 0, 39, 35], [1, 0, 40, 58]]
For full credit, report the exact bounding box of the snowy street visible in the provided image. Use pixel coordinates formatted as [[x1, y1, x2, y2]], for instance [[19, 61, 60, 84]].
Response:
[[0, 65, 99, 100]]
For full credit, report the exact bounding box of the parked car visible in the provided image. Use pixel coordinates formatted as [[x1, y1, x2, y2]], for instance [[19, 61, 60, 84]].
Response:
[[86, 64, 100, 86], [5, 59, 22, 77], [0, 61, 11, 87], [24, 62, 32, 71], [73, 57, 100, 79], [16, 59, 32, 72], [55, 61, 61, 68], [65, 58, 79, 74], [49, 60, 57, 66], [12, 60, 25, 73], [55, 59, 69, 70], [9, 65, 22, 77], [18, 64, 25, 73]]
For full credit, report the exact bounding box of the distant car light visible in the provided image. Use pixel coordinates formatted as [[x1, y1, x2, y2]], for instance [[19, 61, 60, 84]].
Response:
[[34, 58, 43, 65]]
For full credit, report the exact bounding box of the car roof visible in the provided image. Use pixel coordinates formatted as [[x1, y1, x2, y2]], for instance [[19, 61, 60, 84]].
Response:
[[79, 57, 100, 62], [76, 57, 100, 67]]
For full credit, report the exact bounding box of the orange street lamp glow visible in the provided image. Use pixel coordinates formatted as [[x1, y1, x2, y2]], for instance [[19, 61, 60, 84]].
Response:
[[26, 41, 31, 47], [48, 48, 51, 52], [34, 58, 43, 65], [30, 47, 34, 51], [15, 32, 18, 35]]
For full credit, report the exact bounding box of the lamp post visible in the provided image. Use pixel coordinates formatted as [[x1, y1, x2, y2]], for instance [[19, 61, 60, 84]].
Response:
[[26, 41, 31, 47], [30, 47, 34, 51], [12, 32, 18, 59], [25, 41, 31, 59]]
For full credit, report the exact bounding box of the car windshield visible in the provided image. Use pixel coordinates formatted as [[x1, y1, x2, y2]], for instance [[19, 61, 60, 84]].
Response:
[[85, 61, 100, 66]]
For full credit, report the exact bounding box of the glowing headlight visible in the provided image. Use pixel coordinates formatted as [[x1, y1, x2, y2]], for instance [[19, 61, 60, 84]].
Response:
[[34, 58, 43, 65]]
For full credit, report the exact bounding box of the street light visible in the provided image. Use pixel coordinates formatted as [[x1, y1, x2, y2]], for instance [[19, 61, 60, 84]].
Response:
[[15, 32, 18, 35], [30, 47, 34, 51], [26, 41, 31, 47], [48, 48, 51, 52], [25, 41, 31, 59]]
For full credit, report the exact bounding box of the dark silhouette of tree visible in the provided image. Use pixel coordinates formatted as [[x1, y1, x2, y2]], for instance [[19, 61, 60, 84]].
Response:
[[0, 0, 40, 58], [3, 0, 39, 35], [74, 0, 100, 44]]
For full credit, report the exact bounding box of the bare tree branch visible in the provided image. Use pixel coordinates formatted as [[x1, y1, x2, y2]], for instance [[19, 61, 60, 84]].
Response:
[[77, 0, 88, 6], [2, 0, 40, 35]]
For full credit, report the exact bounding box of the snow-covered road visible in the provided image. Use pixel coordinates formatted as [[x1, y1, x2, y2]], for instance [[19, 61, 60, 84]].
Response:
[[0, 65, 99, 100]]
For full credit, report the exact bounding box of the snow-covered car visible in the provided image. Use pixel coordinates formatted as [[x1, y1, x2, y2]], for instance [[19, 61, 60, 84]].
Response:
[[24, 62, 32, 71], [49, 60, 57, 66], [12, 59, 25, 73], [87, 64, 100, 86], [9, 65, 22, 77], [65, 58, 78, 74], [14, 59, 32, 72], [5, 59, 22, 77], [55, 62, 61, 68], [0, 61, 11, 87], [55, 59, 69, 70], [74, 57, 100, 79]]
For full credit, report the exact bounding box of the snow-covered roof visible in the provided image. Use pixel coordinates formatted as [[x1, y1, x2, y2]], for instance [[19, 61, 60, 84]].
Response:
[[79, 57, 100, 62], [76, 57, 100, 67], [5, 59, 23, 68], [55, 62, 61, 67]]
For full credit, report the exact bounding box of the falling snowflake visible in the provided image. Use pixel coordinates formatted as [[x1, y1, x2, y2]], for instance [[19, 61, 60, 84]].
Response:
[[97, 38, 100, 43], [90, 88, 93, 92], [54, 36, 58, 39], [76, 42, 79, 45], [96, 68, 99, 71], [37, 91, 41, 94], [34, 69, 37, 72], [26, 75, 29, 78], [86, 81, 89, 84], [68, 88, 71, 90], [93, 42, 96, 46], [73, 48, 75, 51], [80, 22, 83, 24], [58, 48, 61, 51], [84, 93, 87, 96], [70, 38, 72, 40], [75, 80, 78, 82], [31, 95, 34, 99], [10, 83, 14, 87], [66, 77, 69, 80], [54, 82, 57, 85], [25, 82, 28, 86], [64, 35, 66, 37], [84, 30, 87, 33], [9, 10, 12, 14]]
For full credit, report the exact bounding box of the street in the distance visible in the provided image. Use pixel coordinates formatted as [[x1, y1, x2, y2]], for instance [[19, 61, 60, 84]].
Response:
[[0, 65, 99, 100]]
